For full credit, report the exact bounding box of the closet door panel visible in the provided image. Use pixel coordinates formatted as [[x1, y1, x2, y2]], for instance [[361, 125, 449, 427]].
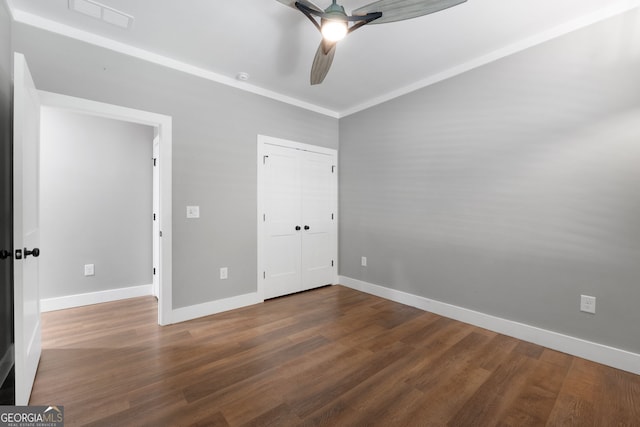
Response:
[[301, 151, 335, 289], [263, 145, 302, 299]]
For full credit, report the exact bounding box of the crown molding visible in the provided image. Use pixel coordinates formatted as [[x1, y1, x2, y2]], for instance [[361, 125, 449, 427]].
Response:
[[340, 0, 640, 117], [8, 0, 640, 119], [10, 8, 340, 118]]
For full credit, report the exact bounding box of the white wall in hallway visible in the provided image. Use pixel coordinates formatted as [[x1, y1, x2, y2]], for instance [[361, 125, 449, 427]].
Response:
[[40, 108, 154, 300]]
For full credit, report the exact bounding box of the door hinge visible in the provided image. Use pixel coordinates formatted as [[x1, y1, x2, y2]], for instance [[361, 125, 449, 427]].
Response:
[[153, 158, 157, 167], [331, 213, 334, 220], [332, 165, 336, 173], [159, 231, 163, 237], [331, 260, 334, 267], [263, 214, 266, 222], [263, 271, 266, 279], [153, 267, 156, 275], [263, 155, 269, 165], [153, 213, 156, 221]]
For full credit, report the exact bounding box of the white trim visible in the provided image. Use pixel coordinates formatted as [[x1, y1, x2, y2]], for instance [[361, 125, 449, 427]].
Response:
[[10, 9, 339, 119], [257, 135, 339, 301], [258, 135, 338, 156], [8, 1, 640, 119], [9, 0, 639, 118], [39, 90, 169, 126], [256, 137, 266, 302], [152, 133, 160, 300], [171, 293, 263, 324], [339, 276, 640, 376], [339, 0, 640, 117], [40, 284, 153, 312], [38, 90, 173, 326]]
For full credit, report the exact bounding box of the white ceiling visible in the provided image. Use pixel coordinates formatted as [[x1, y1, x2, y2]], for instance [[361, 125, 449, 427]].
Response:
[[7, 0, 640, 117]]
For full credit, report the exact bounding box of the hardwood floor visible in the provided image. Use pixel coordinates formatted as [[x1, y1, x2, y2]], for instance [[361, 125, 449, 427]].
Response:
[[30, 285, 639, 426]]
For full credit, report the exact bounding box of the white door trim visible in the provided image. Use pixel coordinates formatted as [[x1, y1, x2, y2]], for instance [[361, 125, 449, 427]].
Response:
[[257, 135, 338, 301], [38, 90, 174, 325], [152, 132, 160, 300]]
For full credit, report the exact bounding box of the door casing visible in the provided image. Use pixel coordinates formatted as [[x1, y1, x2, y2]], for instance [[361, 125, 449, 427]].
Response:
[[37, 90, 173, 326], [257, 135, 338, 300]]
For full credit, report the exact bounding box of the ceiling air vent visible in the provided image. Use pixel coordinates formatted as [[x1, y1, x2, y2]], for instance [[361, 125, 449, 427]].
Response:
[[68, 0, 134, 30]]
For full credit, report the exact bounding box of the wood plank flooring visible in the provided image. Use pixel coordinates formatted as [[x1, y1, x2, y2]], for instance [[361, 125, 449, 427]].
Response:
[[30, 285, 640, 426]]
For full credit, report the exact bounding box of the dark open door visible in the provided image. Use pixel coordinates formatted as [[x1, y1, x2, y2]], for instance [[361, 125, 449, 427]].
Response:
[[0, 3, 14, 405]]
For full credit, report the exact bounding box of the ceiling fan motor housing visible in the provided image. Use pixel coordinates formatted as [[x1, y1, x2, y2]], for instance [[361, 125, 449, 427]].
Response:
[[323, 1, 347, 19]]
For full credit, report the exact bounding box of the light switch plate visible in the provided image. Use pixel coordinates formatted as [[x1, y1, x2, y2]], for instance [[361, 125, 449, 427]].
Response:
[[186, 206, 200, 219], [580, 295, 596, 314], [220, 267, 228, 280], [84, 264, 95, 276]]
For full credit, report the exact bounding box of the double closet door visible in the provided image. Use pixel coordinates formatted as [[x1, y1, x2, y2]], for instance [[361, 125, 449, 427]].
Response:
[[259, 137, 337, 300]]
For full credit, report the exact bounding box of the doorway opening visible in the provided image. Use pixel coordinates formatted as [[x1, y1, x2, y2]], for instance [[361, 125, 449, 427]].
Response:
[[38, 91, 173, 326]]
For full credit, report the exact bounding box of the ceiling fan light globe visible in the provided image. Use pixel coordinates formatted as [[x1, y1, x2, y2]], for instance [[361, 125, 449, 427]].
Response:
[[321, 20, 348, 42]]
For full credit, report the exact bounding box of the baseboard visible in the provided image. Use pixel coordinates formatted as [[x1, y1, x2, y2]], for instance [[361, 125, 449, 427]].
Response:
[[171, 292, 263, 324], [40, 284, 153, 312], [339, 276, 640, 375]]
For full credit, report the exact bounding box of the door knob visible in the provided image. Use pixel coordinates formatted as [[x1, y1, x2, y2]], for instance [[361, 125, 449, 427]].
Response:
[[24, 248, 40, 258], [295, 226, 301, 231], [304, 225, 310, 230], [0, 250, 10, 260]]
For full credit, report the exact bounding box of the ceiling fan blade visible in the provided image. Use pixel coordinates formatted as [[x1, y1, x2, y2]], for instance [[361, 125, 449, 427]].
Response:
[[353, 0, 467, 24], [276, 0, 323, 13], [310, 40, 337, 85]]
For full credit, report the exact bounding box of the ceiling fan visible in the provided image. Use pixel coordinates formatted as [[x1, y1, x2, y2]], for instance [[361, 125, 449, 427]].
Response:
[[277, 0, 467, 85]]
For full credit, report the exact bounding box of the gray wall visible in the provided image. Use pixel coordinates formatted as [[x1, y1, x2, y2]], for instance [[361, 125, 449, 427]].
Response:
[[12, 6, 640, 355], [12, 23, 339, 309], [0, 0, 14, 404], [340, 9, 640, 354], [39, 108, 153, 299]]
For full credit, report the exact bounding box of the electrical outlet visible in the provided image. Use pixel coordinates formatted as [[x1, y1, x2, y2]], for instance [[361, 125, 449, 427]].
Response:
[[186, 205, 200, 219], [84, 264, 95, 276], [220, 267, 228, 280], [580, 295, 596, 314], [361, 256, 367, 267]]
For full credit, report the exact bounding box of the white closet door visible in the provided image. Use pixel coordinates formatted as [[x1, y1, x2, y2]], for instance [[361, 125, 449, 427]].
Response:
[[263, 144, 302, 299], [301, 150, 335, 289]]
